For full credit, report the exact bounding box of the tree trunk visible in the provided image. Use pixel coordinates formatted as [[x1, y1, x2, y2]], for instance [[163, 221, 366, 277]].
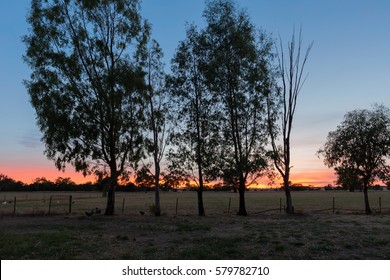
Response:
[[105, 175, 117, 215], [154, 162, 161, 216], [363, 185, 372, 215], [197, 162, 206, 216], [284, 178, 294, 214], [237, 175, 247, 216], [197, 187, 205, 216]]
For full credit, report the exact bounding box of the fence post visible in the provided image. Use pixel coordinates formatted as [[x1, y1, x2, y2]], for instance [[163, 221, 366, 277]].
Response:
[[13, 197, 16, 215], [68, 195, 72, 214], [332, 197, 335, 214], [379, 196, 382, 213], [122, 197, 125, 215], [227, 197, 232, 214], [175, 197, 179, 215]]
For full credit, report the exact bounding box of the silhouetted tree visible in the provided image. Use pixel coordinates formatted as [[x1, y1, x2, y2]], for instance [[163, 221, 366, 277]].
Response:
[[203, 0, 274, 215], [335, 166, 362, 192], [135, 165, 154, 192], [267, 28, 313, 214], [0, 174, 25, 191], [23, 0, 150, 215], [318, 104, 390, 214], [168, 24, 220, 216], [31, 177, 54, 191], [143, 39, 171, 216], [55, 177, 76, 190]]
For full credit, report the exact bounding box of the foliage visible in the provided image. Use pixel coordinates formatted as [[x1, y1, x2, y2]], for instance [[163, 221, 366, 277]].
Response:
[[318, 104, 390, 213], [143, 39, 171, 216], [335, 166, 362, 192], [0, 174, 25, 191], [135, 165, 154, 191], [202, 0, 276, 215], [23, 0, 151, 214]]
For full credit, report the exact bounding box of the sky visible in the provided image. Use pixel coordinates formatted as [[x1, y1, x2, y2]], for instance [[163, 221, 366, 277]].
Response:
[[0, 0, 389, 186]]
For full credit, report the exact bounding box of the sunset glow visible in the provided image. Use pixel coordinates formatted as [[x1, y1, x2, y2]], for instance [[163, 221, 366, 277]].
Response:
[[1, 1, 389, 190]]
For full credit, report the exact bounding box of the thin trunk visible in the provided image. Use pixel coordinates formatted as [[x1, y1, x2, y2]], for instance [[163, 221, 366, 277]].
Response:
[[197, 159, 205, 216], [194, 79, 205, 216], [154, 162, 161, 216]]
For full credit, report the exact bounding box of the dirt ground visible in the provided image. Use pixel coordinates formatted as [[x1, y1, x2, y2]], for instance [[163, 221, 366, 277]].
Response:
[[1, 211, 390, 260]]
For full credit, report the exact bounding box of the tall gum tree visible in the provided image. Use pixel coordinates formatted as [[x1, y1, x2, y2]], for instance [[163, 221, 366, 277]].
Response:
[[168, 24, 220, 216], [23, 0, 150, 215], [144, 39, 171, 216], [203, 0, 276, 215]]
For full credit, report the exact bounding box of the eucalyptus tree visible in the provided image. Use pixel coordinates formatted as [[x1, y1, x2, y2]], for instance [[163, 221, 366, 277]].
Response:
[[143, 39, 171, 216], [318, 105, 390, 214], [23, 0, 150, 215], [203, 0, 275, 215], [168, 24, 220, 216], [267, 29, 313, 214]]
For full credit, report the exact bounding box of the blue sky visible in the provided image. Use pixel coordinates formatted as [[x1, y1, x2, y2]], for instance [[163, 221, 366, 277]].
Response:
[[0, 0, 389, 185]]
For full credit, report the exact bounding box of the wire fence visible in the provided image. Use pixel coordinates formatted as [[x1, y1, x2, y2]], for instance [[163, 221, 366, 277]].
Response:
[[1, 190, 390, 216]]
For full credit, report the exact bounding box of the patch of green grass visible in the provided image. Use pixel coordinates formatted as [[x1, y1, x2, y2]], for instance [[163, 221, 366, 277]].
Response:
[[272, 241, 287, 252], [176, 237, 245, 259], [0, 231, 91, 259], [175, 222, 211, 232]]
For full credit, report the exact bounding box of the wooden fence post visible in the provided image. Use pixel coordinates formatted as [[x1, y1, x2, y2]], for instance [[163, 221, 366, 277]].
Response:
[[175, 197, 179, 215], [122, 197, 125, 215], [379, 196, 382, 213], [227, 197, 232, 214]]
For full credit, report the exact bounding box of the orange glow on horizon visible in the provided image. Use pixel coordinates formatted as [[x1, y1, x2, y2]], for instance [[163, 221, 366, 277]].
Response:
[[1, 166, 95, 185], [2, 164, 337, 187]]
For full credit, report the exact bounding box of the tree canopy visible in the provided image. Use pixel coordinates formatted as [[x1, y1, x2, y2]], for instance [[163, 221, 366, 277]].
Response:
[[318, 104, 390, 214], [23, 0, 150, 215]]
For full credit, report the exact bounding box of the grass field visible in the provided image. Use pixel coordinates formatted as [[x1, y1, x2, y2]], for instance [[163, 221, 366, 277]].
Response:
[[1, 191, 390, 259], [2, 190, 390, 216]]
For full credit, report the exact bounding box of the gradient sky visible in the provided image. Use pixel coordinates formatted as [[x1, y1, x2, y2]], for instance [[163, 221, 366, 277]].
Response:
[[0, 0, 389, 186]]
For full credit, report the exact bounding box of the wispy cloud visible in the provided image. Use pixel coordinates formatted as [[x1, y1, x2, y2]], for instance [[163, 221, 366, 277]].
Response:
[[19, 131, 43, 149]]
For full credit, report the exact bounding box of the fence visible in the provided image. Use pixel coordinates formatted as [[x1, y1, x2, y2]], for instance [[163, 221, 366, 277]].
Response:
[[1, 191, 390, 216]]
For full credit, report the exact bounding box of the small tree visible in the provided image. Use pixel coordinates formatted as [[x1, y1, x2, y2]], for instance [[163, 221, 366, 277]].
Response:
[[267, 28, 313, 214], [318, 104, 390, 214]]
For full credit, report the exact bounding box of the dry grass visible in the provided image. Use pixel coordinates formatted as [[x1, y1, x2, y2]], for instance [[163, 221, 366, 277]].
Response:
[[1, 191, 390, 260], [1, 212, 390, 260], [2, 190, 390, 216]]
